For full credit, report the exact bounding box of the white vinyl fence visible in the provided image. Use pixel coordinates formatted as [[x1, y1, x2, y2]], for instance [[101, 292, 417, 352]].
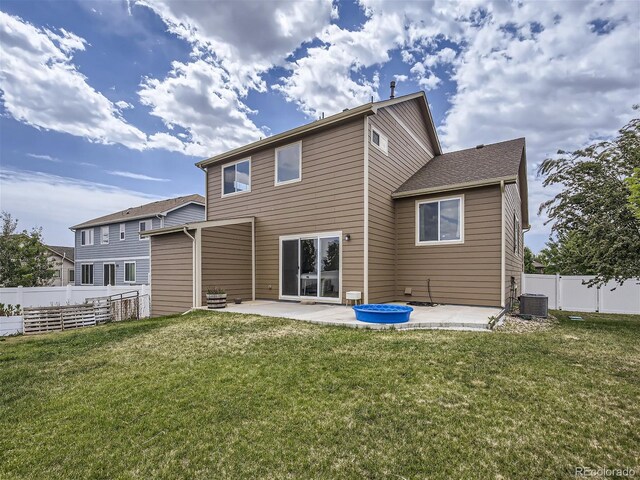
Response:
[[0, 285, 150, 336], [521, 274, 640, 314]]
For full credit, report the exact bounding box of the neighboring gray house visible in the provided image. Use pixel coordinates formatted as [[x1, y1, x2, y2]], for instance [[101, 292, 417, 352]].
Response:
[[45, 245, 75, 286], [70, 194, 205, 286]]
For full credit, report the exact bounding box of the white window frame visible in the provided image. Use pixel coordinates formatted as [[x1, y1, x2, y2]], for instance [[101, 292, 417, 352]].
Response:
[[119, 223, 126, 241], [80, 264, 94, 285], [221, 157, 251, 197], [80, 229, 94, 246], [274, 141, 302, 186], [124, 261, 136, 283], [139, 220, 152, 240], [371, 127, 388, 155], [101, 226, 109, 245], [415, 195, 465, 246]]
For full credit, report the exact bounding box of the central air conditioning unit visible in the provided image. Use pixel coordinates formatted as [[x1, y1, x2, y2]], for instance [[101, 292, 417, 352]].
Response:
[[519, 294, 548, 317]]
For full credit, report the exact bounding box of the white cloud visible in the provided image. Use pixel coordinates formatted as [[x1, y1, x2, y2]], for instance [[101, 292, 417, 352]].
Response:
[[106, 170, 170, 182], [0, 11, 149, 150], [436, 1, 640, 247], [0, 168, 160, 245], [26, 153, 60, 162], [115, 100, 133, 110], [134, 0, 335, 155]]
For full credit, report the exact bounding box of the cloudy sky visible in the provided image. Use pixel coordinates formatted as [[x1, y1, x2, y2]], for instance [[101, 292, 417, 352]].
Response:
[[1, 0, 638, 250]]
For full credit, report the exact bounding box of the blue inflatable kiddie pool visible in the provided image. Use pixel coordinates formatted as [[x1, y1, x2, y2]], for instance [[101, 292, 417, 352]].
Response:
[[353, 304, 413, 324]]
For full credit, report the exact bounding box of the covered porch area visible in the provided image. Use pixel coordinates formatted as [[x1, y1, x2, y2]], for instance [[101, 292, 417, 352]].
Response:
[[145, 217, 255, 317]]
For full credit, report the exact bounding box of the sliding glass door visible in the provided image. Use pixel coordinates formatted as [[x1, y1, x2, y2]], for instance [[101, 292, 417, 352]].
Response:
[[280, 233, 340, 302]]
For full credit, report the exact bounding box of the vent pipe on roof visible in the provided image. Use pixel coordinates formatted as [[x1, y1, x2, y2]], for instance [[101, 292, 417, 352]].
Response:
[[390, 81, 396, 99], [476, 144, 485, 149]]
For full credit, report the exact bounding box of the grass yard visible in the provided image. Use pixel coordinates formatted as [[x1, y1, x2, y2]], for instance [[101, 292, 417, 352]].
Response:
[[1, 310, 639, 479]]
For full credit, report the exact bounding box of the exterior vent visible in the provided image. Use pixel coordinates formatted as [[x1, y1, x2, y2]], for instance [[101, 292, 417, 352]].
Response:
[[476, 144, 485, 149], [520, 294, 548, 317]]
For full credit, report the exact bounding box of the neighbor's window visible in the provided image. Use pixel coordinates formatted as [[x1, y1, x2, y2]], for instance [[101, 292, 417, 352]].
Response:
[[416, 196, 463, 245], [222, 158, 251, 196], [139, 220, 151, 239], [120, 223, 125, 241], [275, 142, 302, 185], [124, 262, 136, 283], [81, 264, 93, 285], [371, 127, 388, 154], [69, 269, 75, 283], [80, 229, 94, 246], [101, 226, 109, 245]]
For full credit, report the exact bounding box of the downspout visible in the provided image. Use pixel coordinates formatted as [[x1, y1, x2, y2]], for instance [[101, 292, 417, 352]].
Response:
[[500, 180, 506, 308], [156, 214, 165, 229], [363, 116, 370, 304], [182, 227, 197, 308]]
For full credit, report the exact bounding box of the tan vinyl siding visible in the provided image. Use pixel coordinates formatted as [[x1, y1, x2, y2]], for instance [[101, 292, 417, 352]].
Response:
[[368, 98, 435, 303], [504, 181, 523, 308], [206, 119, 365, 301], [395, 185, 502, 307], [201, 224, 252, 304], [150, 232, 193, 316]]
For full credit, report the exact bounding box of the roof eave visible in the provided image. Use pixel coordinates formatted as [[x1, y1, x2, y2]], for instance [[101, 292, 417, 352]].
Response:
[[141, 216, 255, 237], [392, 176, 518, 199], [195, 104, 375, 169]]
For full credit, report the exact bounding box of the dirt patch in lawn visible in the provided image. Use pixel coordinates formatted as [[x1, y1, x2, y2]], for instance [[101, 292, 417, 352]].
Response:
[[495, 314, 558, 334]]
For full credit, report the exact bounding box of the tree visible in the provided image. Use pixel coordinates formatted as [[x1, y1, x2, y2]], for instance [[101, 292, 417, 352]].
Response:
[[523, 246, 536, 274], [0, 211, 55, 287], [627, 167, 640, 220], [538, 111, 640, 285]]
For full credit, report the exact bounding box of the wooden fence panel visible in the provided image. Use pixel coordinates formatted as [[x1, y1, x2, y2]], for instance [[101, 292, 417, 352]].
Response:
[[23, 306, 63, 335]]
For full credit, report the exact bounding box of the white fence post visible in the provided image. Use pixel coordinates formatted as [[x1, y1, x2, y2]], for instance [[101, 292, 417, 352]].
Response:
[[521, 271, 526, 296], [107, 284, 112, 297], [555, 274, 561, 310], [65, 284, 72, 304], [16, 286, 23, 307]]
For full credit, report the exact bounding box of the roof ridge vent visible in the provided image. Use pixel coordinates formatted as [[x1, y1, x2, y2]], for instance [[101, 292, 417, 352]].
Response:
[[475, 144, 485, 149]]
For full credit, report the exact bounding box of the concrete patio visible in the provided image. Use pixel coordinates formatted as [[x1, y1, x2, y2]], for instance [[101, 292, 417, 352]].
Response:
[[212, 300, 503, 331]]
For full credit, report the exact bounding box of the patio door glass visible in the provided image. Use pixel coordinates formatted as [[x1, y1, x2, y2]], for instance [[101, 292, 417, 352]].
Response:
[[281, 240, 299, 296], [281, 234, 340, 301], [300, 238, 318, 297], [103, 263, 115, 286]]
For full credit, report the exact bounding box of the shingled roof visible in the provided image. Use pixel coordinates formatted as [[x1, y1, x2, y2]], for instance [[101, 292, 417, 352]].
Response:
[[70, 194, 205, 230], [393, 138, 525, 196], [46, 245, 75, 262]]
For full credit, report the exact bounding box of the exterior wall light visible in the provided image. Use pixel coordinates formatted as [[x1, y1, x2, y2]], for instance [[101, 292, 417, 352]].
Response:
[[344, 234, 351, 241]]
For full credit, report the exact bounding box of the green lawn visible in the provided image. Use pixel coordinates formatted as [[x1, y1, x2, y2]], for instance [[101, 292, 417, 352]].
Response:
[[1, 310, 638, 479]]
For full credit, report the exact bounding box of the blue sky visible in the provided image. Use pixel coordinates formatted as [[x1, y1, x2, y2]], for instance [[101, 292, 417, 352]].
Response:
[[1, 0, 638, 251]]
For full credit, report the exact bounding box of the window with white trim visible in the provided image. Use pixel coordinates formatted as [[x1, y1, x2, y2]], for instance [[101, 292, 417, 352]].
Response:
[[275, 142, 302, 185], [416, 196, 463, 245], [124, 262, 136, 283], [101, 226, 109, 245], [371, 127, 388, 155], [139, 220, 151, 240], [222, 158, 251, 196], [120, 223, 125, 241], [80, 229, 94, 246], [81, 264, 93, 285]]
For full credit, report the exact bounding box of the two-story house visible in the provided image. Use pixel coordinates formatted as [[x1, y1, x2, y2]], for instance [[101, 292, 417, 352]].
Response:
[[45, 245, 75, 286], [142, 90, 528, 317], [70, 194, 205, 286]]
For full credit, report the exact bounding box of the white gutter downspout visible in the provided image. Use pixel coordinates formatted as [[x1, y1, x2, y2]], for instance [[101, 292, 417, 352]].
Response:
[[251, 218, 256, 301], [182, 227, 197, 308], [500, 180, 506, 308], [363, 116, 370, 304]]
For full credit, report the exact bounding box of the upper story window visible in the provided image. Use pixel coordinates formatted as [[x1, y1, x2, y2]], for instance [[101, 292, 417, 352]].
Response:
[[101, 226, 109, 245], [371, 127, 388, 155], [120, 223, 125, 241], [275, 142, 302, 186], [222, 158, 251, 196], [139, 220, 152, 240], [80, 229, 94, 246], [416, 196, 464, 246]]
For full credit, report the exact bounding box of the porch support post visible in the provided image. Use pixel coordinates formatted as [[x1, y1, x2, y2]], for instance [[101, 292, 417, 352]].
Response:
[[251, 218, 256, 301]]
